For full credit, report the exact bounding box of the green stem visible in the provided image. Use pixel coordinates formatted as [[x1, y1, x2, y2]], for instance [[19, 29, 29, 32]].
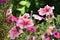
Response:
[[30, 10, 33, 20]]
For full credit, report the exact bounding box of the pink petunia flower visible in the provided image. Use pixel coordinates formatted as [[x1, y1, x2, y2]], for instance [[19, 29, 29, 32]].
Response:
[[11, 16, 18, 23], [7, 20, 11, 25], [47, 13, 54, 18], [17, 18, 34, 29], [18, 13, 30, 20], [7, 16, 11, 20], [7, 16, 18, 23], [41, 34, 50, 40], [9, 26, 23, 39], [26, 26, 37, 32], [0, 0, 6, 3], [33, 14, 44, 20], [6, 9, 12, 16], [26, 35, 36, 40], [46, 36, 50, 40], [32, 36, 36, 40], [53, 32, 60, 38], [22, 13, 30, 19], [46, 26, 57, 35], [38, 5, 54, 16]]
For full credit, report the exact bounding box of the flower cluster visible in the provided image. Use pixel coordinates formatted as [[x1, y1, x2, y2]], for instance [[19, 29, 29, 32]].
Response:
[[6, 5, 60, 40], [33, 5, 55, 23], [6, 9, 37, 39], [41, 26, 60, 40]]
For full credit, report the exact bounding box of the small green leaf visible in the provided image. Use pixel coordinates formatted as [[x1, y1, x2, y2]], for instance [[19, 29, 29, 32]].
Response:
[[40, 22, 45, 27], [26, 2, 30, 8], [19, 1, 30, 8], [19, 1, 26, 5], [17, 7, 25, 15], [9, 4, 13, 9]]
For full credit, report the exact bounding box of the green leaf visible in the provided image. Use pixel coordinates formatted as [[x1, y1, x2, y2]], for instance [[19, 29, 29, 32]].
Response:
[[19, 1, 27, 5], [40, 22, 45, 27], [9, 4, 13, 9], [19, 1, 30, 8], [17, 7, 25, 15], [25, 2, 30, 8]]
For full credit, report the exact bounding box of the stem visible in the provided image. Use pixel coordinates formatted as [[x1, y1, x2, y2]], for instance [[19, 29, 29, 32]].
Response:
[[30, 10, 33, 20], [52, 19, 55, 26]]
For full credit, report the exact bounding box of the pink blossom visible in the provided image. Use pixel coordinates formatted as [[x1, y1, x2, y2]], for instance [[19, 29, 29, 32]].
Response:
[[9, 26, 23, 39], [38, 5, 54, 16], [17, 18, 34, 29], [26, 35, 36, 40], [47, 13, 54, 18], [18, 13, 30, 20], [26, 26, 37, 32], [41, 34, 50, 40], [6, 9, 12, 16], [32, 36, 36, 40], [7, 16, 18, 23], [53, 32, 60, 38], [33, 14, 44, 20], [46, 36, 50, 40], [22, 13, 30, 19], [7, 16, 11, 20], [11, 16, 18, 23], [0, 0, 6, 3], [46, 26, 57, 35], [7, 16, 11, 24], [7, 20, 11, 25]]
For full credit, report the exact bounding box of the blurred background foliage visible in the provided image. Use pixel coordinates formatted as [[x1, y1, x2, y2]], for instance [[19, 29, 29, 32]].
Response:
[[0, 0, 60, 40], [11, 0, 60, 17], [0, 0, 60, 16]]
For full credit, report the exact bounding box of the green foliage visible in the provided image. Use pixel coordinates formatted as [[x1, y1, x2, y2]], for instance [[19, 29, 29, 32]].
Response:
[[56, 15, 60, 25], [17, 6, 25, 16], [19, 1, 30, 8], [17, 1, 31, 17]]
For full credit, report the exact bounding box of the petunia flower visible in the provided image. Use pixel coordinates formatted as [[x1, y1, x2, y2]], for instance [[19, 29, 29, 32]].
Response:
[[18, 13, 30, 20], [7, 20, 11, 25], [11, 16, 18, 23], [38, 5, 54, 16], [26, 35, 36, 40], [17, 18, 34, 29], [6, 9, 12, 16], [26, 26, 37, 32], [22, 13, 30, 19], [47, 13, 54, 18], [46, 36, 50, 40], [33, 14, 44, 20], [38, 8, 46, 16], [7, 16, 11, 20], [7, 16, 12, 24], [7, 16, 18, 23], [9, 26, 23, 39], [46, 13, 55, 23], [46, 26, 57, 35], [53, 32, 60, 38], [32, 36, 36, 40], [41, 33, 50, 40], [0, 0, 6, 3]]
